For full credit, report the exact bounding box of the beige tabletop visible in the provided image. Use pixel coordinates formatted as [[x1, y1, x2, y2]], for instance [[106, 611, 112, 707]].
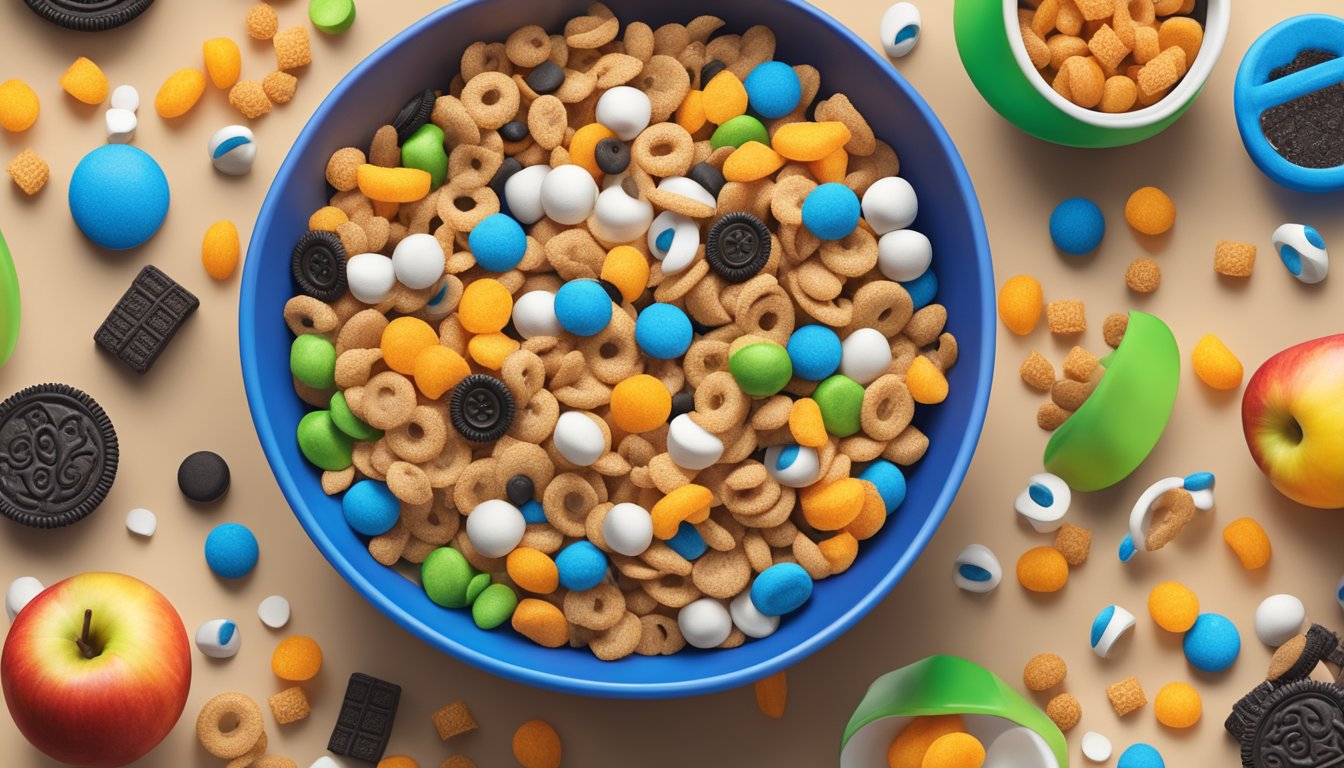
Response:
[[2, 1, 1343, 766]]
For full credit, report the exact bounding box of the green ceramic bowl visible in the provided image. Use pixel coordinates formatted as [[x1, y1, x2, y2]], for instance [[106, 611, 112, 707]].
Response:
[[0, 229, 17, 368], [953, 0, 1229, 148]]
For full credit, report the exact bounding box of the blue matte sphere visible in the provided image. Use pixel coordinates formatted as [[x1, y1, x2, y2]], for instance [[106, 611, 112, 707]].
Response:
[[1183, 612, 1241, 672], [555, 541, 607, 591], [634, 302, 693, 359], [751, 562, 814, 616], [1049, 197, 1105, 256], [343, 480, 400, 536], [786, 324, 842, 381], [802, 182, 861, 240], [69, 145, 171, 250], [468, 213, 526, 271], [553, 279, 613, 337], [744, 61, 802, 119], [858, 460, 906, 514], [1117, 743, 1164, 768], [205, 523, 259, 579], [901, 267, 938, 310]]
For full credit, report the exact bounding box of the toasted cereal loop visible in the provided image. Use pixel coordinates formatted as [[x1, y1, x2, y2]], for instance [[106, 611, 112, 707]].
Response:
[[197, 692, 264, 759], [0, 80, 40, 132], [230, 80, 272, 119], [1154, 682, 1201, 728], [1191, 334, 1242, 390], [1019, 352, 1055, 392], [204, 38, 243, 89], [512, 720, 562, 768], [271, 635, 323, 681], [274, 26, 313, 71], [246, 3, 280, 40], [263, 71, 298, 105], [1223, 517, 1271, 570], [60, 57, 109, 105], [1046, 300, 1086, 335], [156, 69, 207, 118], [1103, 312, 1128, 348], [1107, 676, 1147, 716], [1016, 546, 1069, 593], [1214, 241, 1256, 277], [202, 220, 241, 280], [267, 686, 310, 725], [6, 148, 48, 196], [754, 670, 787, 718], [1125, 186, 1176, 235], [432, 700, 478, 741], [1046, 693, 1082, 731], [1038, 403, 1070, 431], [997, 274, 1043, 335], [886, 715, 967, 768], [1125, 257, 1161, 293], [1054, 523, 1092, 565], [1023, 652, 1067, 691]]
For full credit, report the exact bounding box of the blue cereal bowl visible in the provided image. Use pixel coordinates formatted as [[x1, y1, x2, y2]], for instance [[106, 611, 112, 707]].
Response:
[[240, 0, 994, 698]]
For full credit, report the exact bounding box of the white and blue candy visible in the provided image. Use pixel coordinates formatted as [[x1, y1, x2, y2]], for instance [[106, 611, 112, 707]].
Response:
[[503, 164, 551, 225], [465, 499, 526, 558], [595, 86, 651, 141], [345, 252, 396, 304], [862, 176, 918, 235], [1118, 533, 1137, 563], [679, 597, 733, 649], [512, 290, 564, 339], [743, 61, 801, 120], [1015, 472, 1071, 533], [602, 502, 653, 557], [423, 278, 455, 319], [195, 619, 241, 659], [468, 213, 526, 272], [1338, 573, 1344, 615], [730, 591, 779, 638], [342, 480, 400, 537], [635, 302, 693, 359], [648, 210, 700, 274], [1273, 223, 1328, 284], [667, 413, 724, 471], [751, 562, 813, 616], [591, 183, 653, 244], [840, 327, 893, 385], [1090, 604, 1136, 658], [786, 324, 842, 381], [6, 577, 44, 621], [1255, 594, 1305, 647], [553, 411, 606, 467], [1128, 472, 1215, 554], [553, 279, 613, 336], [540, 163, 599, 226], [656, 176, 716, 210], [878, 228, 933, 282], [802, 183, 861, 240], [1183, 612, 1241, 672], [208, 125, 256, 176], [902, 267, 938, 310], [952, 544, 1001, 593], [391, 233, 446, 290], [765, 444, 821, 488], [879, 2, 922, 58]]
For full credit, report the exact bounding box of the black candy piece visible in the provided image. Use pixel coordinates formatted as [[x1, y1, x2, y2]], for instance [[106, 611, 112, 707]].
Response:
[[688, 162, 726, 199], [94, 265, 199, 375], [500, 120, 529, 143], [449, 375, 515, 443], [525, 61, 565, 95], [177, 451, 230, 504], [506, 474, 535, 506], [594, 137, 630, 175], [596, 278, 624, 305], [328, 673, 401, 764], [669, 391, 695, 422], [291, 230, 349, 303], [706, 212, 771, 283], [393, 89, 436, 144], [24, 0, 154, 31], [490, 156, 524, 206], [0, 383, 118, 529], [701, 59, 727, 87], [1261, 50, 1344, 170]]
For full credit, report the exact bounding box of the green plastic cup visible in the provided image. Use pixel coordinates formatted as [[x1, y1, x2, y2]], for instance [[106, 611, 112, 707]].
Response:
[[0, 229, 17, 368]]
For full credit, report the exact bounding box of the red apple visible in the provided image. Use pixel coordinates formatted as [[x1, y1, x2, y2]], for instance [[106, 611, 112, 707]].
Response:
[[2, 572, 191, 767], [1242, 334, 1344, 509]]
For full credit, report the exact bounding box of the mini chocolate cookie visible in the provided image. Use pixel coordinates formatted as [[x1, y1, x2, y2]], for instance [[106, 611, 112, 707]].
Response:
[[178, 450, 230, 504], [707, 212, 771, 283], [449, 375, 515, 443], [94, 265, 199, 374], [328, 672, 401, 764], [24, 0, 154, 31], [393, 89, 437, 144], [291, 231, 348, 302]]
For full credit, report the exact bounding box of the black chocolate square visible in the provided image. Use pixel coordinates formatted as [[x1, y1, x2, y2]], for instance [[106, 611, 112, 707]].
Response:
[[94, 266, 198, 374], [327, 673, 401, 764]]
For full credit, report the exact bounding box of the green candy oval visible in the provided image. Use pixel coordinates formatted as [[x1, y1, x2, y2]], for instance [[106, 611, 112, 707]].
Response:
[[296, 410, 353, 471], [472, 582, 519, 630], [422, 547, 478, 609], [729, 342, 793, 398], [711, 114, 769, 150]]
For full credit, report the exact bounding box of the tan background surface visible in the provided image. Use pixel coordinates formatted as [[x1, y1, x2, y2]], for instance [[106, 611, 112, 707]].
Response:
[[1, 0, 1342, 765]]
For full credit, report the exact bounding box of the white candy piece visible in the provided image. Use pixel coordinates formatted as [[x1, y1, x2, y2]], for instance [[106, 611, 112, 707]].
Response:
[[110, 84, 140, 112], [540, 164, 599, 225], [195, 619, 241, 659], [553, 411, 607, 467], [877, 229, 933, 282], [952, 544, 1002, 593], [125, 507, 157, 537], [1128, 473, 1215, 553], [595, 85, 652, 141], [729, 591, 780, 639], [591, 183, 654, 244], [667, 413, 724, 471], [764, 444, 822, 488], [1014, 472, 1071, 533], [880, 2, 922, 58], [647, 211, 700, 274], [423, 278, 455, 319], [6, 577, 44, 621], [678, 598, 733, 649], [984, 726, 1059, 768], [1090, 604, 1136, 658], [465, 499, 527, 558], [1255, 594, 1306, 647], [345, 253, 397, 304], [512, 290, 564, 339], [862, 176, 918, 235], [1081, 732, 1113, 763], [602, 502, 654, 557], [839, 328, 893, 385], [105, 108, 137, 144], [208, 125, 256, 176], [504, 164, 550, 225], [656, 176, 717, 210], [1273, 223, 1328, 284], [310, 758, 352, 768], [391, 233, 446, 290], [258, 595, 291, 629]]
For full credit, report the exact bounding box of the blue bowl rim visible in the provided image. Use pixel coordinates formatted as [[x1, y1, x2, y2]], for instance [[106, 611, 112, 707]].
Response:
[[239, 0, 996, 698]]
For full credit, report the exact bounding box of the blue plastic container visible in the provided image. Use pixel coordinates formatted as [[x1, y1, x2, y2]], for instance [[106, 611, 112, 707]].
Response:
[[240, 0, 994, 698]]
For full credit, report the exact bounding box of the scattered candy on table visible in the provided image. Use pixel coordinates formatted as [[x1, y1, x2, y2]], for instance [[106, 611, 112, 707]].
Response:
[[1090, 604, 1136, 658], [1183, 613, 1241, 673], [952, 544, 1002, 593], [879, 3, 922, 58], [1253, 594, 1305, 647], [125, 507, 157, 537], [1050, 197, 1106, 256], [1272, 222, 1328, 284], [195, 619, 242, 659], [204, 522, 260, 579]]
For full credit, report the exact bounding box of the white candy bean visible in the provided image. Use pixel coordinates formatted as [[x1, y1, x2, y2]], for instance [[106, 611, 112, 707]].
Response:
[[591, 184, 654, 244], [391, 233, 446, 290], [540, 164, 599, 225], [1273, 223, 1329, 284], [880, 3, 922, 58], [656, 176, 717, 210], [839, 328, 893, 385], [553, 411, 607, 467], [110, 84, 140, 112], [667, 413, 724, 471], [125, 507, 157, 537], [258, 595, 291, 629], [764, 444, 821, 488], [1090, 605, 1135, 658], [1081, 732, 1113, 763], [952, 544, 1001, 593], [862, 176, 918, 235], [195, 619, 241, 659], [345, 253, 397, 304], [595, 86, 652, 141], [877, 228, 933, 282], [5, 577, 44, 621], [1014, 472, 1071, 533], [105, 108, 137, 144], [678, 598, 733, 649], [465, 499, 526, 558], [504, 164, 550, 225], [647, 210, 700, 274], [208, 125, 256, 176], [512, 290, 564, 339], [602, 502, 654, 557], [1255, 594, 1306, 647], [729, 591, 780, 639]]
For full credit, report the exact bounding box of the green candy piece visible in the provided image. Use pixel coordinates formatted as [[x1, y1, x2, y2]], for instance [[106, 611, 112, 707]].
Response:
[[329, 391, 382, 441], [296, 410, 353, 470], [729, 342, 793, 397], [471, 582, 518, 630], [813, 374, 865, 437], [401, 124, 448, 189], [422, 547, 478, 609], [711, 114, 769, 150], [308, 0, 356, 34], [291, 334, 337, 390], [465, 572, 492, 604]]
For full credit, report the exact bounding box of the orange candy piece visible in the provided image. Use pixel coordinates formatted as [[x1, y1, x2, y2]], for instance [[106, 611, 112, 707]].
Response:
[[271, 635, 323, 681], [1125, 186, 1176, 236], [651, 484, 713, 539], [1191, 333, 1242, 390], [998, 274, 1043, 335], [413, 346, 470, 399], [723, 141, 785, 182], [906, 356, 949, 405], [788, 398, 828, 447], [771, 121, 852, 162], [610, 374, 672, 433], [887, 715, 967, 768], [755, 671, 788, 719], [60, 57, 109, 105], [675, 89, 707, 134], [357, 164, 432, 203], [201, 220, 241, 281], [1223, 517, 1271, 569], [467, 332, 520, 370], [1016, 546, 1069, 593], [511, 598, 569, 648], [701, 70, 748, 125], [459, 278, 513, 334], [818, 531, 859, 574], [512, 719, 562, 768], [308, 206, 349, 231], [381, 317, 438, 374], [845, 481, 888, 540], [809, 147, 849, 184], [568, 123, 617, 179], [506, 547, 559, 594], [600, 245, 649, 303], [800, 477, 866, 531]]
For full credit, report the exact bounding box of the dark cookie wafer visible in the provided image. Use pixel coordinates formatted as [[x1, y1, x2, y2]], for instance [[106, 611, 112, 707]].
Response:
[[291, 231, 349, 302], [24, 0, 154, 31], [94, 265, 199, 374], [449, 375, 515, 443], [1228, 679, 1344, 768], [328, 672, 401, 764], [394, 89, 437, 143], [706, 212, 770, 283]]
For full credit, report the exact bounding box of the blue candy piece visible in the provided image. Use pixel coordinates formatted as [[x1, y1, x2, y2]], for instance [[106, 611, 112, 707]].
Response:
[[217, 620, 238, 645], [666, 522, 707, 561], [553, 279, 613, 337], [901, 268, 938, 310], [1117, 743, 1165, 768], [69, 145, 171, 250], [520, 499, 546, 524], [958, 564, 992, 582], [204, 523, 259, 579], [743, 61, 802, 119], [468, 213, 526, 272], [635, 302, 693, 359], [1118, 533, 1136, 563], [802, 183, 861, 240], [555, 541, 607, 591], [786, 324, 843, 381], [858, 460, 906, 514], [654, 227, 675, 254], [1049, 197, 1105, 256], [1091, 605, 1116, 647], [750, 562, 814, 617], [1183, 612, 1241, 672], [1183, 472, 1214, 491], [1028, 482, 1054, 507], [342, 480, 400, 536]]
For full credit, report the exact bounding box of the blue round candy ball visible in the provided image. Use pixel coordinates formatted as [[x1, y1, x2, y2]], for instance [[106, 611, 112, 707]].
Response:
[[858, 460, 907, 514], [204, 523, 259, 579], [634, 302, 693, 359], [666, 522, 707, 561], [555, 541, 607, 591], [1183, 612, 1241, 672], [1117, 743, 1164, 768], [69, 145, 171, 250], [1049, 197, 1105, 256], [342, 480, 400, 536], [786, 324, 842, 381], [520, 499, 546, 524], [553, 279, 613, 337], [801, 182, 861, 240], [743, 61, 802, 119], [468, 213, 526, 271], [750, 562, 814, 616], [901, 267, 938, 310]]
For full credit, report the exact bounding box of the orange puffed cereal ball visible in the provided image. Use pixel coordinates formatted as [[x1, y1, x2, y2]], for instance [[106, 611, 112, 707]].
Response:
[[651, 484, 713, 539], [1154, 682, 1202, 728], [1125, 186, 1177, 236], [203, 38, 242, 89], [723, 140, 786, 182], [809, 147, 849, 184], [702, 70, 749, 125], [568, 123, 617, 179], [156, 68, 207, 118], [467, 332, 520, 370], [381, 317, 439, 374], [997, 274, 1043, 335], [0, 80, 40, 132], [512, 719, 562, 768], [818, 531, 859, 574], [413, 346, 470, 399], [921, 732, 986, 768], [1016, 546, 1069, 593], [246, 2, 279, 40], [60, 57, 109, 105], [788, 397, 828, 447], [845, 481, 887, 541], [459, 278, 513, 334], [887, 715, 966, 768], [1223, 517, 1271, 570], [1148, 581, 1199, 633], [906, 356, 949, 405], [377, 757, 418, 768], [801, 478, 866, 531], [506, 547, 559, 594], [755, 671, 787, 719], [600, 245, 649, 303], [1191, 333, 1242, 390], [201, 221, 241, 280], [512, 598, 569, 648], [308, 206, 349, 232], [610, 374, 672, 433], [358, 164, 432, 203], [675, 89, 707, 134], [771, 121, 852, 162], [271, 635, 323, 681]]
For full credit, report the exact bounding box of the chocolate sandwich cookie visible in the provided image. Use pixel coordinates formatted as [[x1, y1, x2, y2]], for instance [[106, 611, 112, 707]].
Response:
[[449, 375, 515, 443], [0, 383, 118, 528], [94, 265, 199, 374], [393, 89, 436, 144], [328, 672, 401, 764], [706, 212, 771, 283], [291, 231, 348, 303], [24, 0, 155, 31]]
